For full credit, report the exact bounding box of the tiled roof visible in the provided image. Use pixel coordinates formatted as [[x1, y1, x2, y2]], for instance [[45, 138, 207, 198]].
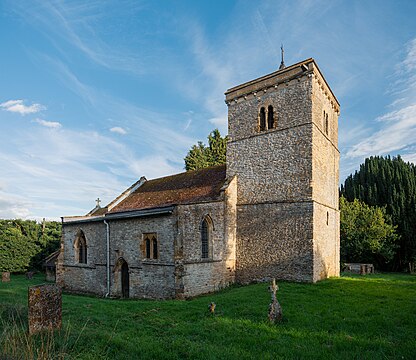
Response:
[[109, 164, 227, 213]]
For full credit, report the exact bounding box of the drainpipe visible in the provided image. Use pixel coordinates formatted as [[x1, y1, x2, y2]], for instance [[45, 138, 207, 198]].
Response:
[[104, 220, 110, 297]]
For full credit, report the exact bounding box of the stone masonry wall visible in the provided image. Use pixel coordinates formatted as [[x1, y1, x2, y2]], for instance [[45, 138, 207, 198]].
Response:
[[59, 221, 107, 295], [227, 126, 313, 205], [226, 73, 313, 205], [311, 72, 340, 209], [176, 200, 235, 298], [227, 61, 340, 284], [107, 215, 176, 299], [235, 202, 314, 283], [311, 68, 340, 280], [313, 202, 340, 281], [227, 75, 312, 142], [60, 214, 177, 299]]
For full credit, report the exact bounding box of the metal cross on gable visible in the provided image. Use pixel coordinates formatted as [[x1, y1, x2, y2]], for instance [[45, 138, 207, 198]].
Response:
[[96, 198, 101, 207]]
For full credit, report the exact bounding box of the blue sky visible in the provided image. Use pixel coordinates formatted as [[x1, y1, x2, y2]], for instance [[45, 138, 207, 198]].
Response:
[[0, 0, 415, 220]]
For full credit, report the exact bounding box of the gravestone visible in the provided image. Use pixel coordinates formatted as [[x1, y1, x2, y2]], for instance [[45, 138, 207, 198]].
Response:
[[28, 284, 62, 334], [2, 272, 10, 282], [208, 302, 216, 315], [268, 278, 282, 323], [26, 271, 35, 280]]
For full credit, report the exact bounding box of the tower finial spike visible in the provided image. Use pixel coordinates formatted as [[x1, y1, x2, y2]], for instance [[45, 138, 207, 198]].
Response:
[[279, 44, 286, 70]]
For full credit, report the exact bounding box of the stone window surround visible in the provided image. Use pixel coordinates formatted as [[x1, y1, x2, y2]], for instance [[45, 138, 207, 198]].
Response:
[[73, 229, 88, 264], [200, 214, 214, 259], [143, 232, 158, 260], [257, 102, 276, 132]]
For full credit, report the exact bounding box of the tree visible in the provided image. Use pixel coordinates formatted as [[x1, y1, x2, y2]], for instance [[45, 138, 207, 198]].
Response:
[[0, 219, 61, 273], [340, 197, 399, 270], [184, 129, 227, 171], [340, 155, 416, 272]]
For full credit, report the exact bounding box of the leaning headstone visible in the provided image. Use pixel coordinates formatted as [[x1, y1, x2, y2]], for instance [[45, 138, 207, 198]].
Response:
[[268, 278, 282, 323], [208, 302, 216, 315], [28, 284, 62, 334], [2, 272, 10, 282], [26, 271, 34, 280]]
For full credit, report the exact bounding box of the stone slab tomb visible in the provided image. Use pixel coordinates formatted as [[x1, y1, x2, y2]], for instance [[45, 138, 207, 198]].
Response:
[[28, 284, 62, 334]]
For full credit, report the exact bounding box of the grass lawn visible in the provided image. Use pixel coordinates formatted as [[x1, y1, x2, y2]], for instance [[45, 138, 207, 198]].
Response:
[[1, 273, 415, 359]]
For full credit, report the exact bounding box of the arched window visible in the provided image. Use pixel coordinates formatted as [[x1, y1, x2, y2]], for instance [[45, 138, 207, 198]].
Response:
[[75, 230, 87, 264], [143, 233, 158, 259], [259, 107, 266, 131], [267, 105, 274, 129], [201, 218, 209, 259], [152, 236, 158, 259], [145, 238, 151, 259]]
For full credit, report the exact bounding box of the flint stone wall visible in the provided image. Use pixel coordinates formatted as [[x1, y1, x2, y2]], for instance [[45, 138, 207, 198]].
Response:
[[109, 215, 176, 299], [235, 202, 314, 283], [227, 62, 340, 284], [176, 199, 236, 298], [28, 284, 62, 334]]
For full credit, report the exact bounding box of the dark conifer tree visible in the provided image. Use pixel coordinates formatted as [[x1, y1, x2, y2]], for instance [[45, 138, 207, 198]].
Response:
[[340, 155, 416, 272]]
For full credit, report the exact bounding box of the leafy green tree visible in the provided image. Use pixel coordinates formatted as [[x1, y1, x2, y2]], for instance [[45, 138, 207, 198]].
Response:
[[340, 155, 416, 272], [184, 129, 227, 171], [340, 197, 399, 270], [0, 219, 61, 273]]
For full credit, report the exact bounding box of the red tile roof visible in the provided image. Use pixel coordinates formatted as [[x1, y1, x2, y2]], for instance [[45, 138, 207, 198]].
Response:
[[109, 164, 226, 213]]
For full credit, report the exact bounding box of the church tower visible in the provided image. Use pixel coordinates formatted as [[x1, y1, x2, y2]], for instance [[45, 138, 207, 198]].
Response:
[[225, 58, 340, 282]]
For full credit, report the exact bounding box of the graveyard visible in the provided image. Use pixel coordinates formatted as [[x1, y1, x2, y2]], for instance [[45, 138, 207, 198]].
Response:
[[1, 273, 415, 359]]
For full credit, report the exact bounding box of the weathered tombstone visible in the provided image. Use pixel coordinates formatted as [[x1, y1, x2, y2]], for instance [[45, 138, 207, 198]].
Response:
[[2, 272, 10, 282], [28, 284, 62, 334], [208, 302, 216, 315], [26, 271, 34, 280], [268, 278, 282, 323]]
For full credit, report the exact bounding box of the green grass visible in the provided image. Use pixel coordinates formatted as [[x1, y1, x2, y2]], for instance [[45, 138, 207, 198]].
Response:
[[1, 273, 415, 359]]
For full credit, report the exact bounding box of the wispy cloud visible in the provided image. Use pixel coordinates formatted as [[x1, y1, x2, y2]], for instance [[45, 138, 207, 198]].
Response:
[[33, 118, 62, 129], [110, 126, 127, 135], [9, 0, 147, 75], [346, 38, 416, 161], [0, 99, 45, 115]]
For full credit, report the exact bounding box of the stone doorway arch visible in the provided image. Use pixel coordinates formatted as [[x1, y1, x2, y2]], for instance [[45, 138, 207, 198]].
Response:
[[114, 257, 130, 298]]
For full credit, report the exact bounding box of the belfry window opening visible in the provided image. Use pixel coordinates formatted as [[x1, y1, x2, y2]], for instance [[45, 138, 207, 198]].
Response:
[[267, 105, 274, 129], [259, 107, 266, 131], [259, 105, 275, 131]]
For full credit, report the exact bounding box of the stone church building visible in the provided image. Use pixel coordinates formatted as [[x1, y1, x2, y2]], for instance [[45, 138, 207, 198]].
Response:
[[57, 58, 340, 299]]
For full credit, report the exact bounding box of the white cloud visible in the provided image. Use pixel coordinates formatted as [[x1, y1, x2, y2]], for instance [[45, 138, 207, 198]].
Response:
[[33, 118, 62, 129], [208, 116, 227, 127], [346, 38, 416, 160], [110, 126, 127, 135], [0, 99, 45, 115]]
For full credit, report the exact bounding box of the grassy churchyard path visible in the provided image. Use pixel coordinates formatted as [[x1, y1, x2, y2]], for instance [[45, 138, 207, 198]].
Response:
[[1, 273, 415, 359]]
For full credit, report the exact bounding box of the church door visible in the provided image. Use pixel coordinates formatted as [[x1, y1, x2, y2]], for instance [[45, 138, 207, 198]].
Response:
[[121, 261, 129, 298]]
